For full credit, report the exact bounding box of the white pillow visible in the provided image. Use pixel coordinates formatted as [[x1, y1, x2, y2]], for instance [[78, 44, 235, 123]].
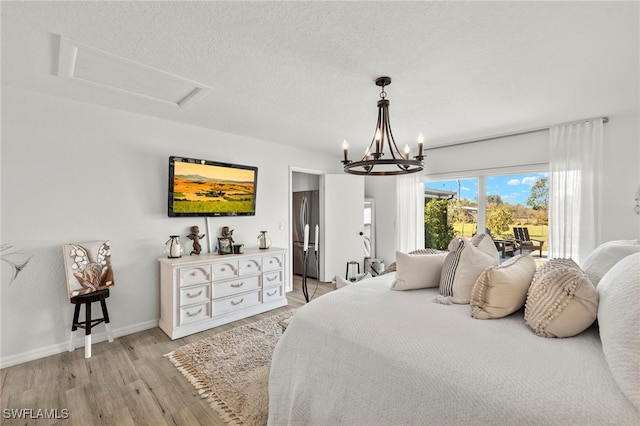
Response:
[[581, 239, 640, 287], [597, 252, 640, 410], [391, 251, 447, 291], [336, 272, 372, 289], [439, 236, 499, 304]]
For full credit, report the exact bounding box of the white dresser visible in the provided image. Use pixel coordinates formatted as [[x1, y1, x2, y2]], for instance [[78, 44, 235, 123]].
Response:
[[158, 247, 288, 339]]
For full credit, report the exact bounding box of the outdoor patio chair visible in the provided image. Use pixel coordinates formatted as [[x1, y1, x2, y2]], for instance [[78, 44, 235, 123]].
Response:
[[513, 227, 545, 257]]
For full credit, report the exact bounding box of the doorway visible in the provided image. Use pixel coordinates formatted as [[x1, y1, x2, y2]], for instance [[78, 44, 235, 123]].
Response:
[[292, 171, 321, 279]]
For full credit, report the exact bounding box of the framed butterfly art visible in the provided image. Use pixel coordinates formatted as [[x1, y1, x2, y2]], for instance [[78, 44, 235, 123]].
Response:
[[62, 240, 115, 298]]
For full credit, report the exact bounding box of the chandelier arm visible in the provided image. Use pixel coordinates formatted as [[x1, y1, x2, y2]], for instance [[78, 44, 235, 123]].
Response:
[[374, 107, 384, 157], [382, 110, 397, 160], [384, 107, 404, 159]]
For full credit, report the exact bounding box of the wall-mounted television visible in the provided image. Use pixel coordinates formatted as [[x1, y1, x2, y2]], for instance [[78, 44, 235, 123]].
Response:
[[168, 156, 258, 217]]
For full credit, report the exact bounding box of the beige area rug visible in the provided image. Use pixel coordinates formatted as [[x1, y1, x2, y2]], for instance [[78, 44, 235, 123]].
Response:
[[165, 310, 295, 425]]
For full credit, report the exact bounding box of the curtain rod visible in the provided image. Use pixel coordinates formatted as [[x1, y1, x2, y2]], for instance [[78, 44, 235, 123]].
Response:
[[425, 116, 609, 151]]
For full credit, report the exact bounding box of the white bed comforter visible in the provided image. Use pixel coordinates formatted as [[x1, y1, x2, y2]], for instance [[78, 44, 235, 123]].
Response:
[[268, 273, 640, 425]]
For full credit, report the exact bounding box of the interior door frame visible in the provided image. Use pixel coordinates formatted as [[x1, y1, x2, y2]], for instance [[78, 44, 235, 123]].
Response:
[[288, 166, 326, 290]]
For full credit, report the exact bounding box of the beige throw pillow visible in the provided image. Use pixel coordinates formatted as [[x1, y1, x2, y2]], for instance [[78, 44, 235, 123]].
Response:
[[439, 235, 499, 304], [391, 251, 447, 290], [470, 254, 536, 319], [471, 232, 500, 263], [525, 260, 598, 338]]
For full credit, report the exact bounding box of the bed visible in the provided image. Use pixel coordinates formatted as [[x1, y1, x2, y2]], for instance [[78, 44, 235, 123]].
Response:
[[268, 255, 640, 425]]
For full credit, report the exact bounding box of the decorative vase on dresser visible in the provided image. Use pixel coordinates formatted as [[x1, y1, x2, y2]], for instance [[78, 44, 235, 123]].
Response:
[[158, 247, 288, 339]]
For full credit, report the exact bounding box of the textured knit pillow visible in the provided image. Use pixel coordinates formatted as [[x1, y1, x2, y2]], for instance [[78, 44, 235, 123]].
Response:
[[391, 251, 447, 290], [525, 260, 598, 338], [439, 236, 499, 304], [470, 254, 536, 319], [597, 253, 640, 411], [531, 258, 579, 284], [581, 239, 640, 287]]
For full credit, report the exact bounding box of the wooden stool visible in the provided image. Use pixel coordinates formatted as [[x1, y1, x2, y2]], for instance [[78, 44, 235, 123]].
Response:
[[69, 289, 114, 358]]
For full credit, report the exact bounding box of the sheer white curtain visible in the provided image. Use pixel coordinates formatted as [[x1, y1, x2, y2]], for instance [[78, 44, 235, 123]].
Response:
[[548, 119, 604, 264], [396, 173, 425, 253]]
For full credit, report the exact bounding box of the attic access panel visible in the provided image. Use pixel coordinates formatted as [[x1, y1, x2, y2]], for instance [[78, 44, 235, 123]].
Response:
[[57, 36, 210, 106]]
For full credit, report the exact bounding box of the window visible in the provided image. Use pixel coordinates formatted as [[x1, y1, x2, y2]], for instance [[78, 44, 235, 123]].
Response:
[[424, 171, 548, 256], [486, 172, 548, 244], [424, 178, 478, 250]]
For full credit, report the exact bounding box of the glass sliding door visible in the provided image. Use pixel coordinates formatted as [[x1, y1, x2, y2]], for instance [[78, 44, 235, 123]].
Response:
[[485, 172, 548, 255]]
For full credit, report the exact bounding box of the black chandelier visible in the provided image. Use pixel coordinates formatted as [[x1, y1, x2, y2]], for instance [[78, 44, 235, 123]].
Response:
[[342, 76, 425, 176]]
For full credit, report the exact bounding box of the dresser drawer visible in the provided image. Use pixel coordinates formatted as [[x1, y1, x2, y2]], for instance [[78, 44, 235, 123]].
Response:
[[239, 257, 261, 276], [263, 285, 284, 303], [179, 302, 211, 325], [263, 270, 284, 287], [211, 260, 239, 281], [213, 275, 261, 299], [262, 254, 284, 272], [213, 290, 261, 316], [179, 284, 210, 306], [179, 265, 212, 287]]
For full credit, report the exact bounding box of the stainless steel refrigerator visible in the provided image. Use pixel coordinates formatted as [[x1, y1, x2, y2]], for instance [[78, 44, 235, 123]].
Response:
[[292, 190, 319, 279]]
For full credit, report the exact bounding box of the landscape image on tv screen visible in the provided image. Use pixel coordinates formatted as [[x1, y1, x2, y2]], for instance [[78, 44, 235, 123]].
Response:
[[169, 157, 257, 216]]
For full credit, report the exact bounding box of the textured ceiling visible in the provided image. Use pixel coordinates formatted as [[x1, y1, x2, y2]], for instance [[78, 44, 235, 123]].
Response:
[[2, 1, 638, 158]]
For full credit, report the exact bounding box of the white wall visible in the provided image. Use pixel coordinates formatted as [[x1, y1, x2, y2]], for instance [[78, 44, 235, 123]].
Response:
[[601, 112, 640, 241], [0, 86, 338, 366], [366, 111, 640, 263], [292, 172, 320, 192]]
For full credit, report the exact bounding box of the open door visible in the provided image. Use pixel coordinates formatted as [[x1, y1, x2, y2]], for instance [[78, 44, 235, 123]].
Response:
[[322, 174, 365, 282]]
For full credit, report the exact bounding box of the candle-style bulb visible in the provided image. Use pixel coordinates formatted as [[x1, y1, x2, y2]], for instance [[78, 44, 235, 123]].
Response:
[[404, 144, 410, 159], [418, 132, 424, 144], [342, 140, 349, 162], [417, 132, 424, 158]]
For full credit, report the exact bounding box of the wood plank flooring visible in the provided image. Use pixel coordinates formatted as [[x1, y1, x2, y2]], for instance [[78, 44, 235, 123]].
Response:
[[1, 276, 334, 426]]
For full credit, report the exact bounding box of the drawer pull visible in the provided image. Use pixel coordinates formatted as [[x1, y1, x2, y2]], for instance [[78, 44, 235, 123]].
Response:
[[220, 267, 226, 272], [231, 282, 244, 288], [186, 308, 203, 317], [266, 275, 278, 282], [230, 298, 244, 306], [266, 289, 278, 297], [186, 290, 203, 298]]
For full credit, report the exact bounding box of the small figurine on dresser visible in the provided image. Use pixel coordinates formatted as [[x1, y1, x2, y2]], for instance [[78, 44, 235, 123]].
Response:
[[188, 226, 206, 255], [221, 226, 234, 244]]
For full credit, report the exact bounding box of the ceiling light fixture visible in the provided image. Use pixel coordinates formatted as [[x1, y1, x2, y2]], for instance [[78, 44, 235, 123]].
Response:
[[342, 77, 425, 175]]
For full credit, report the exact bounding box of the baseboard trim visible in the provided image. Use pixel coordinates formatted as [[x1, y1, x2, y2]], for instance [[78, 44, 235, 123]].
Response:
[[0, 319, 159, 369]]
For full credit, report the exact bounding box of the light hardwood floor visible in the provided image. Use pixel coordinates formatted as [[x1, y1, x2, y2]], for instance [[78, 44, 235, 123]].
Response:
[[1, 276, 334, 426]]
